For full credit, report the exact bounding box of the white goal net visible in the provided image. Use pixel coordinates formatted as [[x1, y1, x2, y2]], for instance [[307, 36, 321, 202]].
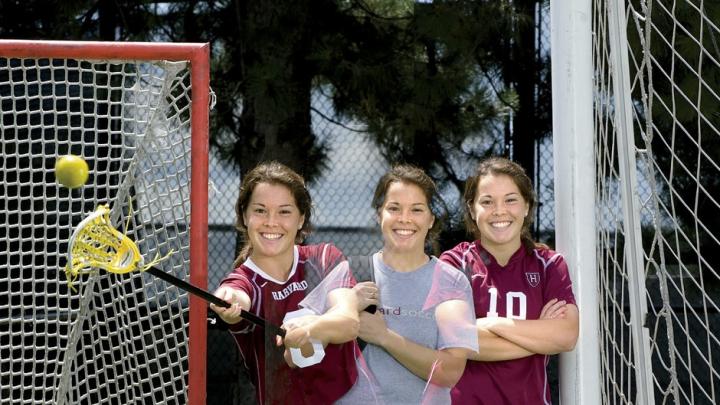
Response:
[[0, 41, 210, 405], [593, 1, 720, 404]]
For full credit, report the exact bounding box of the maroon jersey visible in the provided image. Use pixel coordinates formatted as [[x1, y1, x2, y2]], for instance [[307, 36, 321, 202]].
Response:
[[220, 243, 358, 405], [440, 241, 576, 405]]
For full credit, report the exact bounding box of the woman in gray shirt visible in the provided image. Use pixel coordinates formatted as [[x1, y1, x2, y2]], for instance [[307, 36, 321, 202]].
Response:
[[347, 164, 479, 405]]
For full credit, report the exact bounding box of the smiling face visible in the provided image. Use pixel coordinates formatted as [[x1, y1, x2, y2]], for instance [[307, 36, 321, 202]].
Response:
[[470, 174, 529, 252], [242, 182, 305, 263], [379, 181, 435, 256]]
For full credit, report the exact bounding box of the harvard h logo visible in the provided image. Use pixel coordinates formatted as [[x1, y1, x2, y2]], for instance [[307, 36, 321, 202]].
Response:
[[526, 272, 540, 287]]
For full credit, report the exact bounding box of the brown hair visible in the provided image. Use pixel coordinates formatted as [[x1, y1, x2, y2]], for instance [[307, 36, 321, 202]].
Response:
[[371, 164, 444, 254], [463, 157, 539, 253], [233, 161, 313, 267]]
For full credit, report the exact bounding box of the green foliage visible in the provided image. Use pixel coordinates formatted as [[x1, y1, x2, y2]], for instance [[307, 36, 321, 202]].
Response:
[[321, 0, 523, 183], [0, 0, 546, 227]]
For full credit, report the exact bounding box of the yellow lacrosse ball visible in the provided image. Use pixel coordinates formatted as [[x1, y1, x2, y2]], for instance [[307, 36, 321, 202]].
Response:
[[55, 155, 89, 189]]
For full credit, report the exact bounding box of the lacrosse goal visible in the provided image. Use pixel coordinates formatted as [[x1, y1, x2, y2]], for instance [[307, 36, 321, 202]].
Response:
[[0, 40, 210, 405], [554, 1, 720, 404]]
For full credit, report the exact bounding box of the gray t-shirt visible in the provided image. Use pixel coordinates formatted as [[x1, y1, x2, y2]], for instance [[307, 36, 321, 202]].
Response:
[[346, 253, 478, 405]]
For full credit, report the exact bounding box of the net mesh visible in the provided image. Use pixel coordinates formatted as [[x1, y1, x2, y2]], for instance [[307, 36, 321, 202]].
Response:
[[0, 56, 196, 404], [593, 0, 720, 403]]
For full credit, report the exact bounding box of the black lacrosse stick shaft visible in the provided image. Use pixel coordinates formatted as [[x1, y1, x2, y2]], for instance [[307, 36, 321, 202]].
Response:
[[146, 267, 286, 337]]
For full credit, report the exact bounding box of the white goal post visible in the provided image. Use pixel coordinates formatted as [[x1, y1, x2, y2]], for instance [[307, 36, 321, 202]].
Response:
[[551, 1, 601, 404], [0, 40, 210, 405]]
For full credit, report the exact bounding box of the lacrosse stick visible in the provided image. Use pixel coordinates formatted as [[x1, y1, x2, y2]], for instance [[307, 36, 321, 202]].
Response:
[[65, 204, 285, 337]]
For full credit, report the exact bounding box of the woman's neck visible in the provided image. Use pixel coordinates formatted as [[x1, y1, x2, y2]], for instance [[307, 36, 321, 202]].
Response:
[[481, 239, 522, 267], [380, 248, 429, 272], [250, 250, 295, 281]]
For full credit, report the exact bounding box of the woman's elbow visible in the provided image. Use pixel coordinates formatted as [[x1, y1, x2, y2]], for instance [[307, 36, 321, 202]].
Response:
[[337, 317, 360, 342], [433, 371, 464, 388], [555, 309, 579, 352], [555, 329, 579, 353], [561, 333, 579, 352], [431, 359, 466, 388], [562, 306, 580, 352]]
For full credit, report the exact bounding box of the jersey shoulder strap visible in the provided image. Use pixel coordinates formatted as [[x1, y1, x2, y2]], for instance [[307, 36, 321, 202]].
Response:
[[347, 255, 374, 282], [347, 255, 376, 315]]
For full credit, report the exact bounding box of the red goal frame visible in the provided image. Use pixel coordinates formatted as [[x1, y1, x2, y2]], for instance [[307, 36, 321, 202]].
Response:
[[0, 39, 211, 405]]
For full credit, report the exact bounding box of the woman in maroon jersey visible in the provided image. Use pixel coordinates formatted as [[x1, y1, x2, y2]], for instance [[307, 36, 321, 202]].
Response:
[[209, 161, 370, 405], [440, 157, 579, 404]]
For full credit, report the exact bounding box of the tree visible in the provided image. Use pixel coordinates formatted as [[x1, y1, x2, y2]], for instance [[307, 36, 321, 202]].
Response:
[[315, 0, 546, 245], [209, 0, 331, 180], [0, 0, 550, 240]]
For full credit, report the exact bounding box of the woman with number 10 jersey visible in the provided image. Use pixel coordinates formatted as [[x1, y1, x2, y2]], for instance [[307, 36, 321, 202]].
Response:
[[210, 161, 374, 405], [440, 157, 579, 405]]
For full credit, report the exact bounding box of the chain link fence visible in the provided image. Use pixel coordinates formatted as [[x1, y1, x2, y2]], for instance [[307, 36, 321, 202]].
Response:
[[205, 97, 558, 404], [206, 5, 556, 402]]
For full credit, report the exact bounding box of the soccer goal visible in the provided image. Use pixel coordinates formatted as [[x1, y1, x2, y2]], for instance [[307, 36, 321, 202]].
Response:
[[554, 1, 720, 404], [0, 40, 210, 405]]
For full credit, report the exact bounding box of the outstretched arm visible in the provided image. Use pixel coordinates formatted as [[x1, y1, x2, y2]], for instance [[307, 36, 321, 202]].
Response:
[[210, 285, 251, 324]]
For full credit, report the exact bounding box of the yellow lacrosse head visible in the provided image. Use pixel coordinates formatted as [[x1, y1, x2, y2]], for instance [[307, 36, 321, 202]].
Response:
[[65, 204, 144, 289]]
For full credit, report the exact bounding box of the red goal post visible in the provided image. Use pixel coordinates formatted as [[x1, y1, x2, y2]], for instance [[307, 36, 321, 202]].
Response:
[[0, 40, 210, 405]]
